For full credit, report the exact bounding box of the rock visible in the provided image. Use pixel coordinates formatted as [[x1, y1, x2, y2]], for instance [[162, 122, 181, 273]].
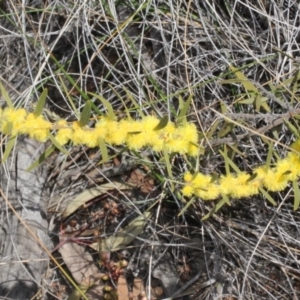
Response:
[[0, 137, 52, 299]]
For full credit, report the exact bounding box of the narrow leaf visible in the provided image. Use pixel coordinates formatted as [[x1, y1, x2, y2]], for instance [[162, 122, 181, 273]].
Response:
[[79, 100, 92, 127], [153, 115, 169, 131], [259, 187, 276, 206], [1, 136, 16, 163], [178, 197, 196, 217], [90, 211, 151, 252], [0, 82, 13, 108], [202, 196, 229, 220], [177, 94, 192, 126], [26, 144, 56, 171], [48, 133, 69, 155], [99, 137, 108, 163], [283, 119, 300, 138], [163, 147, 173, 179], [293, 180, 300, 210], [89, 93, 115, 120], [34, 88, 48, 117], [265, 142, 274, 169], [229, 65, 258, 93], [123, 87, 145, 117]]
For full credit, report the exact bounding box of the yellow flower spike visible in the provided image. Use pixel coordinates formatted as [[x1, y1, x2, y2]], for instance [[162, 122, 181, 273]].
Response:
[[231, 172, 258, 198], [70, 122, 99, 148], [177, 123, 198, 144], [263, 168, 288, 192], [219, 174, 236, 196], [20, 113, 51, 142], [141, 116, 160, 131], [285, 153, 300, 179], [183, 172, 193, 182], [126, 119, 147, 150], [275, 156, 299, 182], [94, 118, 110, 141], [71, 121, 85, 145], [166, 137, 189, 154], [105, 120, 125, 145], [181, 185, 194, 197], [55, 120, 72, 146], [195, 182, 220, 200], [191, 173, 211, 189], [174, 123, 199, 156], [139, 116, 160, 148], [187, 143, 200, 156], [1, 108, 27, 135]]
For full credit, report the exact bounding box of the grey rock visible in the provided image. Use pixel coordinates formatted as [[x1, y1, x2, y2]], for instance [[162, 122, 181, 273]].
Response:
[[0, 137, 51, 299]]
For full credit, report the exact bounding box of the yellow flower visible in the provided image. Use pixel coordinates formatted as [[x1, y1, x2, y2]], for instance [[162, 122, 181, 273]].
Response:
[[291, 139, 300, 153], [55, 120, 72, 145], [21, 113, 51, 142], [219, 174, 236, 196], [177, 123, 198, 144], [187, 143, 200, 156], [105, 120, 125, 145], [126, 120, 146, 150], [127, 131, 147, 150], [70, 122, 99, 148], [1, 108, 27, 135], [284, 153, 300, 180], [184, 172, 193, 182], [191, 173, 211, 189], [197, 183, 220, 200], [166, 138, 189, 154], [263, 168, 288, 192], [71, 121, 85, 145], [95, 118, 109, 141], [181, 185, 194, 197], [229, 172, 258, 198], [141, 116, 159, 131]]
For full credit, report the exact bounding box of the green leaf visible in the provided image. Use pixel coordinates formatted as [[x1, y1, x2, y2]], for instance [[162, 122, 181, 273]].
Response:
[[229, 65, 259, 93], [163, 146, 174, 189], [1, 136, 16, 163], [79, 100, 92, 127], [283, 119, 300, 138], [206, 119, 221, 139], [90, 211, 151, 252], [178, 196, 196, 217], [99, 137, 108, 163], [34, 88, 48, 117], [259, 187, 276, 206], [48, 133, 69, 155], [153, 115, 169, 131], [26, 144, 56, 172], [0, 82, 13, 108], [89, 93, 115, 120], [255, 95, 270, 112], [265, 142, 274, 169], [293, 180, 300, 210], [202, 196, 229, 220], [177, 94, 192, 126]]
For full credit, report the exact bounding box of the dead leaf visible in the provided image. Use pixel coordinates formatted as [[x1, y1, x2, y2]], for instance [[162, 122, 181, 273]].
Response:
[[117, 275, 129, 300], [132, 277, 146, 299], [63, 182, 134, 218], [90, 211, 151, 252], [59, 240, 105, 299], [128, 169, 154, 194]]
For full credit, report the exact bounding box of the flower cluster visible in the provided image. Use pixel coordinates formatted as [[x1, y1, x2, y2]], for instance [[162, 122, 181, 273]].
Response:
[[182, 140, 300, 200], [0, 107, 199, 156]]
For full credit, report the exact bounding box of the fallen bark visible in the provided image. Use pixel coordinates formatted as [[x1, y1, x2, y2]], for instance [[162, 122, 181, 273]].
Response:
[[0, 137, 52, 299]]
